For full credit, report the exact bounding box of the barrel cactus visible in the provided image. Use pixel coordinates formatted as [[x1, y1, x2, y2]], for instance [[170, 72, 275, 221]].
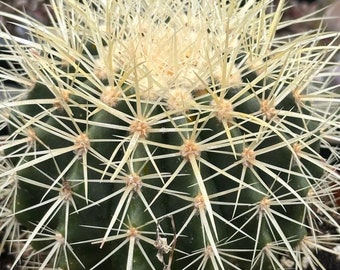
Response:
[[0, 0, 339, 269]]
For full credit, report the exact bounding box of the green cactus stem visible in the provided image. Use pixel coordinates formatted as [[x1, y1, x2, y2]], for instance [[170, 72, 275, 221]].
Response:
[[0, 0, 339, 269]]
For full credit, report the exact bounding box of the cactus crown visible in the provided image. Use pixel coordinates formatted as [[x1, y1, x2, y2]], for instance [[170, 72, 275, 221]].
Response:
[[0, 0, 339, 269]]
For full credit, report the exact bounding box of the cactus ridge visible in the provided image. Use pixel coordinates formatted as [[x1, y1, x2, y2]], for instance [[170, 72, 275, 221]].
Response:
[[0, 0, 339, 269]]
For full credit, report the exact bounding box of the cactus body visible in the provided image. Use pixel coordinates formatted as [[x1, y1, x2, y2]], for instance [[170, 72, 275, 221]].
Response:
[[0, 0, 339, 269]]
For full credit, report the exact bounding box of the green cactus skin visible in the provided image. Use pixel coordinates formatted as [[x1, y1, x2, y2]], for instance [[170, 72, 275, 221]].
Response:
[[0, 0, 339, 269]]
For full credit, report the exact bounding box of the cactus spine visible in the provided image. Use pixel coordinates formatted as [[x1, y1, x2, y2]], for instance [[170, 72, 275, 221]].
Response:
[[0, 0, 339, 269]]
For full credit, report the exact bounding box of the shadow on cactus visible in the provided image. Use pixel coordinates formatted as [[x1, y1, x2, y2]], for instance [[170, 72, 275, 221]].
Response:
[[0, 0, 339, 269]]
